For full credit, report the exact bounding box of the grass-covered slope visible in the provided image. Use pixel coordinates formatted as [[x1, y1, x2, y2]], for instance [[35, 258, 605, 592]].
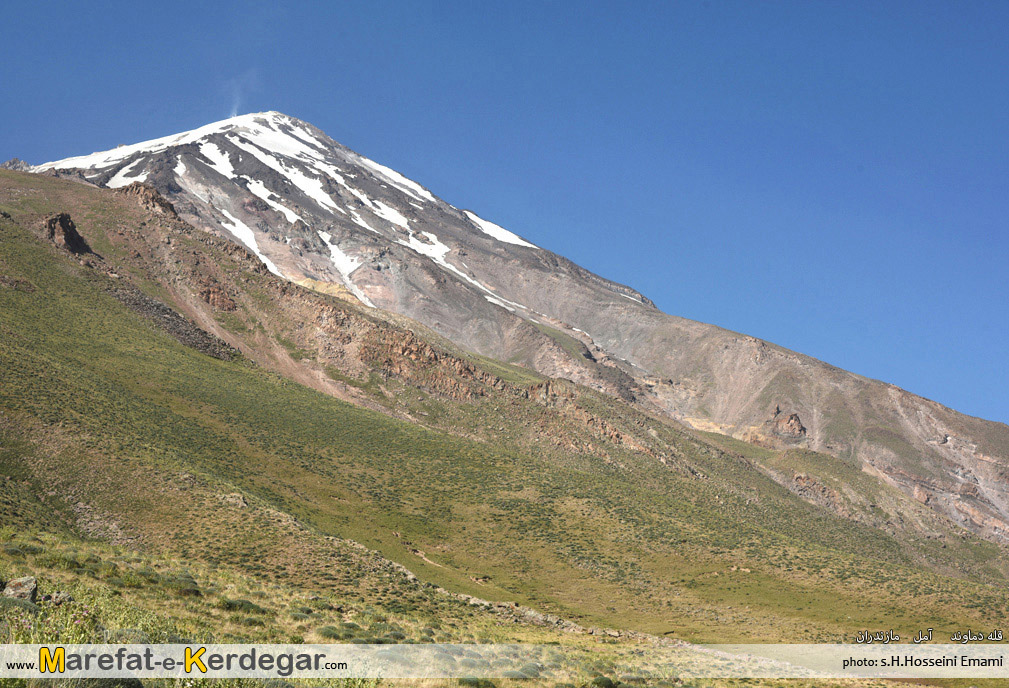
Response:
[[1, 170, 1008, 649]]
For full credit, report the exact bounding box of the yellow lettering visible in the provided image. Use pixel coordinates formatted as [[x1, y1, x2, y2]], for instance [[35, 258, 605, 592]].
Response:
[[39, 647, 65, 674], [185, 647, 207, 673]]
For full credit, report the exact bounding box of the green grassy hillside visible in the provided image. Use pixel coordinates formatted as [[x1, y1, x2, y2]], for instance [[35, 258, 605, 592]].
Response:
[[1, 171, 1008, 658]]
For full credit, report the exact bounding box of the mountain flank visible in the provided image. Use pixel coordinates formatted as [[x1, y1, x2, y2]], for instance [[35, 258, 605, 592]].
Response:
[[4, 168, 1009, 650], [30, 112, 1009, 545]]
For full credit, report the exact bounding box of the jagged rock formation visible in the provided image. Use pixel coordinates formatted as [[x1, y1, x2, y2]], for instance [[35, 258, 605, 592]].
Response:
[[40, 213, 90, 254], [1, 158, 31, 172]]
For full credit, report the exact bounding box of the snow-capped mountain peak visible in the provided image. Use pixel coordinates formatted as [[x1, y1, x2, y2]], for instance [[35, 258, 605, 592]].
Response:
[[36, 111, 556, 308], [34, 111, 655, 402]]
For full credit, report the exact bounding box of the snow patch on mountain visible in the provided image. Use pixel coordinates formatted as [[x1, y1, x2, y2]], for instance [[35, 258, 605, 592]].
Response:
[[317, 231, 374, 307], [354, 155, 435, 203], [243, 177, 303, 224], [107, 159, 148, 189], [235, 116, 324, 161], [397, 230, 450, 263], [397, 231, 528, 312], [35, 112, 284, 172], [463, 211, 537, 249], [199, 142, 235, 178], [227, 135, 344, 214], [483, 295, 517, 312], [371, 200, 410, 229], [220, 208, 282, 277], [350, 212, 381, 234]]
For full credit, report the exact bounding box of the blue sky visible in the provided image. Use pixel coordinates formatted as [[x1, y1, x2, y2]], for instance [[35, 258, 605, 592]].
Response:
[[3, 1, 1007, 423]]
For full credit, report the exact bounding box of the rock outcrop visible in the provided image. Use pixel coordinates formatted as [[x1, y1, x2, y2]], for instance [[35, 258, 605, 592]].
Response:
[[1, 575, 75, 608], [2, 576, 38, 602], [792, 472, 849, 517], [1, 158, 31, 171], [772, 411, 807, 439], [198, 279, 238, 311], [117, 182, 179, 219], [41, 213, 91, 254]]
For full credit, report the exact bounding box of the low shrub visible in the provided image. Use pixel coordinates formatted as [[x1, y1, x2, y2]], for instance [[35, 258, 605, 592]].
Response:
[[218, 598, 268, 614], [318, 625, 342, 639]]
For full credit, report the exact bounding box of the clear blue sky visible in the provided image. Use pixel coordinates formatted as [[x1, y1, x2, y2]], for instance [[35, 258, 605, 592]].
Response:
[[3, 1, 1007, 423]]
